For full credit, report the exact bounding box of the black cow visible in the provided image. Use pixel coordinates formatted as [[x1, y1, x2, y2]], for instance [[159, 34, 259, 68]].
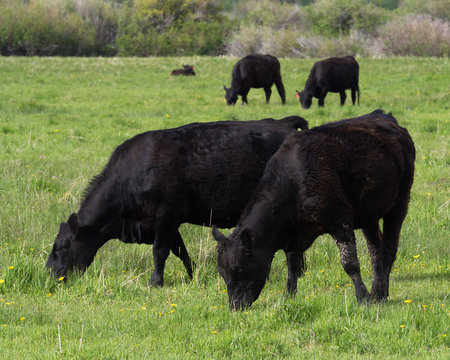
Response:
[[296, 56, 360, 108], [47, 116, 308, 286], [171, 65, 196, 76], [213, 110, 415, 310], [224, 54, 286, 105]]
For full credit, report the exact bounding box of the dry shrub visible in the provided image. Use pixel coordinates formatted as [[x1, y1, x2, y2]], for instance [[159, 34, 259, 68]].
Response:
[[379, 14, 450, 57]]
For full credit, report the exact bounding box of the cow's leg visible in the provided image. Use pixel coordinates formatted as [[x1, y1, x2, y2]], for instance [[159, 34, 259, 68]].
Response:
[[318, 89, 327, 107], [150, 225, 174, 287], [351, 87, 356, 105], [363, 223, 384, 300], [274, 78, 286, 105], [373, 198, 409, 300], [241, 89, 250, 105], [170, 230, 194, 279], [339, 91, 347, 106], [264, 87, 272, 104], [285, 250, 306, 295], [333, 226, 369, 303]]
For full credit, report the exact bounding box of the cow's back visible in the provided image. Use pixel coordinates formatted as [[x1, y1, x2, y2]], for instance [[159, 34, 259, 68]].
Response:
[[275, 111, 414, 229], [98, 118, 304, 228]]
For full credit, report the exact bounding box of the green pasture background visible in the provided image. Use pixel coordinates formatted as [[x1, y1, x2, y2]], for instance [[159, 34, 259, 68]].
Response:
[[0, 57, 448, 359]]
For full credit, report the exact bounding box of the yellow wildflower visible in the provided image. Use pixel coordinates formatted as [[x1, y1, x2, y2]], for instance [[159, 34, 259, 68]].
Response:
[[170, 304, 177, 307], [413, 255, 420, 259], [400, 325, 405, 328], [8, 266, 14, 270], [47, 293, 52, 297], [404, 299, 412, 304], [20, 317, 25, 321], [0, 280, 4, 284], [212, 331, 217, 334], [58, 276, 64, 281]]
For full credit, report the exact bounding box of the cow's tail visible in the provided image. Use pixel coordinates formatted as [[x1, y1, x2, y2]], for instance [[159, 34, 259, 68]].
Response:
[[357, 84, 360, 105], [281, 116, 308, 131]]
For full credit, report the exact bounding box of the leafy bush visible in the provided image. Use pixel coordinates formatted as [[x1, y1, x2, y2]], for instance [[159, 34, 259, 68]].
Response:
[[379, 14, 450, 57], [116, 0, 232, 56], [398, 0, 450, 21], [305, 0, 391, 36]]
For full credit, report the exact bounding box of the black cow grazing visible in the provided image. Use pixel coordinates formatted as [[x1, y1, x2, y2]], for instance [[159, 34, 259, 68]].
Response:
[[47, 116, 308, 287], [171, 65, 196, 76], [213, 110, 415, 310], [296, 56, 360, 108], [224, 54, 286, 105]]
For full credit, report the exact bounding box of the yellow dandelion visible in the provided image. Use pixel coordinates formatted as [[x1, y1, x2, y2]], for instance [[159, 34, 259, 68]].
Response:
[[158, 312, 162, 316], [166, 114, 170, 118], [336, 285, 340, 288], [305, 272, 309, 275], [47, 293, 52, 297], [417, 91, 420, 95], [58, 276, 64, 282], [394, 268, 399, 272], [423, 156, 427, 159], [8, 266, 14, 270], [413, 255, 420, 259], [423, 305, 428, 308], [0, 280, 4, 284], [244, 312, 249, 315], [212, 331, 217, 334], [425, 193, 431, 196], [212, 306, 217, 309], [0, 299, 4, 302], [400, 325, 405, 328], [443, 334, 447, 337], [122, 270, 126, 273], [141, 307, 146, 310], [2, 325, 6, 327], [20, 317, 25, 321], [6, 303, 10, 306], [320, 270, 324, 273], [403, 299, 412, 304], [55, 129, 59, 132], [170, 304, 177, 307], [305, 297, 309, 300]]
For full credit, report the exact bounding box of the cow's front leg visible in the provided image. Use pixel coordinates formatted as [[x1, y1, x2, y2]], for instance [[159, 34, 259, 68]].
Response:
[[264, 87, 272, 104], [170, 230, 194, 279], [241, 89, 250, 104], [318, 89, 327, 107], [339, 90, 347, 106], [150, 227, 173, 287], [285, 250, 305, 295], [333, 226, 369, 303]]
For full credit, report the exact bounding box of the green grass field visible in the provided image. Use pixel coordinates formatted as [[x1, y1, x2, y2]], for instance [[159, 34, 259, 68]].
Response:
[[0, 56, 448, 359]]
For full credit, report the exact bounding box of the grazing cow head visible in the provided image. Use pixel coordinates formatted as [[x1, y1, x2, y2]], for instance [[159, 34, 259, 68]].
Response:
[[224, 86, 238, 105], [296, 89, 312, 109], [46, 213, 96, 277], [213, 226, 271, 310]]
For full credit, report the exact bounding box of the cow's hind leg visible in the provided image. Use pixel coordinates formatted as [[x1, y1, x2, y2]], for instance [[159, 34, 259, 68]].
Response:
[[274, 78, 286, 105], [351, 87, 357, 105], [264, 87, 272, 104], [363, 223, 385, 301], [170, 231, 194, 279], [285, 250, 306, 295], [339, 91, 347, 106], [374, 199, 409, 300], [333, 226, 369, 303]]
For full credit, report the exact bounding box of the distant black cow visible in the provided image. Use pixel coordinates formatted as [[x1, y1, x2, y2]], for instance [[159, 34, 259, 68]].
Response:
[[224, 54, 286, 105], [296, 56, 360, 108], [213, 110, 415, 310], [171, 65, 196, 76], [47, 116, 308, 286]]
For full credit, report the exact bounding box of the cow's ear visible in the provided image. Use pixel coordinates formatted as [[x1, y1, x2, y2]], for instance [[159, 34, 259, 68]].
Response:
[[240, 228, 253, 250], [212, 225, 229, 247], [67, 213, 78, 235]]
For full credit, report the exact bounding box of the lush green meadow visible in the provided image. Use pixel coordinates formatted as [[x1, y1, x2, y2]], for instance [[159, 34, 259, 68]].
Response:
[[0, 56, 448, 359]]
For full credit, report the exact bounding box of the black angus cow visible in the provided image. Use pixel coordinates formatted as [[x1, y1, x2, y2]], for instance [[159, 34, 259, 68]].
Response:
[[224, 54, 286, 105], [213, 110, 415, 310], [47, 116, 308, 286], [171, 65, 196, 76], [296, 56, 360, 108]]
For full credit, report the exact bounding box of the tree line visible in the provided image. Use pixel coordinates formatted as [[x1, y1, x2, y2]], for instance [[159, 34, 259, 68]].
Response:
[[0, 0, 448, 57]]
